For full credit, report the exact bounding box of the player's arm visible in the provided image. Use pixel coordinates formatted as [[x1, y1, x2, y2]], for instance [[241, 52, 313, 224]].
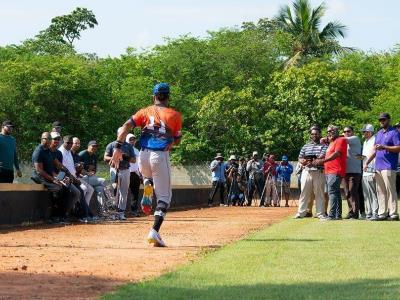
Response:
[[110, 118, 137, 169]]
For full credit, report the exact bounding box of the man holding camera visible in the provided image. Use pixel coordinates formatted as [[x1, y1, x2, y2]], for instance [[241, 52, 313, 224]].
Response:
[[208, 153, 228, 206], [276, 155, 294, 207], [295, 127, 328, 219], [246, 151, 264, 206]]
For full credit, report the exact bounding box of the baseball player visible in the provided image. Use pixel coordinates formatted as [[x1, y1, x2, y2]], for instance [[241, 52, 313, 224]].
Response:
[[110, 83, 182, 247]]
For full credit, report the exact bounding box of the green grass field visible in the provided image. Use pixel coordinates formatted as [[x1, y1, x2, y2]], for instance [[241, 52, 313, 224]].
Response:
[[104, 204, 400, 300]]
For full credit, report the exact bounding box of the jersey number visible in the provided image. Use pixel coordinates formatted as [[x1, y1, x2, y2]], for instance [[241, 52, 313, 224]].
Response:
[[148, 116, 166, 134]]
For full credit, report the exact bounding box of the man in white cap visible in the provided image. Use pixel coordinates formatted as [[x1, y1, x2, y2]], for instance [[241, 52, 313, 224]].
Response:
[[361, 124, 378, 220]]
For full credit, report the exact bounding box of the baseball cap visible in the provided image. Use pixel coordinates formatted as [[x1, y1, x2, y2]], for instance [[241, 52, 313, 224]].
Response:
[[361, 124, 374, 132], [88, 140, 98, 146], [50, 132, 61, 139], [395, 122, 400, 128], [282, 155, 289, 161], [229, 155, 237, 161], [378, 112, 391, 120], [52, 121, 62, 127], [153, 83, 170, 95], [2, 120, 14, 127], [252, 151, 259, 157]]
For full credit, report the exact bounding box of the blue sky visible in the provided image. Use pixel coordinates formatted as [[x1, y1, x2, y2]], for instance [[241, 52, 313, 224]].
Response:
[[0, 0, 399, 57]]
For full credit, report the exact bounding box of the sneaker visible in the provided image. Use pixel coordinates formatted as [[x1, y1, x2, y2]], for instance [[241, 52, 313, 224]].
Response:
[[293, 214, 303, 219], [207, 203, 213, 207], [359, 213, 366, 220], [388, 215, 399, 221], [119, 212, 127, 221], [305, 212, 313, 218], [320, 216, 334, 221], [141, 179, 153, 215], [147, 228, 166, 247], [79, 217, 88, 223], [344, 214, 354, 219], [368, 216, 379, 221], [220, 204, 225, 207]]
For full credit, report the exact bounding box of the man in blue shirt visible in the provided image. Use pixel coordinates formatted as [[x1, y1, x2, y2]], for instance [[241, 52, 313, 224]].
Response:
[[208, 153, 228, 206], [0, 121, 22, 183], [276, 155, 294, 207]]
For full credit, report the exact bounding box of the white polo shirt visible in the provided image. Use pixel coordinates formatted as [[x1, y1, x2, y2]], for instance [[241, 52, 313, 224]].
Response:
[[362, 135, 376, 175], [59, 145, 77, 176]]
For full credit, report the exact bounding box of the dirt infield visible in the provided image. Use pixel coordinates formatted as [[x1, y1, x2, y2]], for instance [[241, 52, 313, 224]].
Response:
[[0, 206, 295, 299]]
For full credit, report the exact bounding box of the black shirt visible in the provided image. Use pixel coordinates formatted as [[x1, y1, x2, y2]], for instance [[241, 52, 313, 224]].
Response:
[[78, 150, 97, 171], [105, 142, 135, 170], [32, 144, 56, 175]]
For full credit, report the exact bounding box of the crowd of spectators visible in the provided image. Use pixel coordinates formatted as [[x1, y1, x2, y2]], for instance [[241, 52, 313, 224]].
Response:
[[1, 112, 400, 223], [0, 121, 141, 224], [208, 113, 400, 221]]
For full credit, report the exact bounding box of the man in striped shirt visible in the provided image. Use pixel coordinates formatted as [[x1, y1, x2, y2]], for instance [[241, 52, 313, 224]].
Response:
[[294, 127, 328, 219]]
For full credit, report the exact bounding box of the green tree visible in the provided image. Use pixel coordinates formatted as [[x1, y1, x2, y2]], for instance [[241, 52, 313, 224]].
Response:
[[274, 0, 349, 67], [21, 7, 97, 55]]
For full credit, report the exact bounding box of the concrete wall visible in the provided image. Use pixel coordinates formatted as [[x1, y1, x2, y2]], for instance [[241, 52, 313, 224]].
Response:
[[0, 183, 210, 226]]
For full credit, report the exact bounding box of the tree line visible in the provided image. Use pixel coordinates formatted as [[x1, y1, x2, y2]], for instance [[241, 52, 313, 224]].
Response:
[[0, 1, 399, 163]]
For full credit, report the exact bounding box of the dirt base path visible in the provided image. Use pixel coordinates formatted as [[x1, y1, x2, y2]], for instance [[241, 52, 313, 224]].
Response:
[[0, 206, 295, 299]]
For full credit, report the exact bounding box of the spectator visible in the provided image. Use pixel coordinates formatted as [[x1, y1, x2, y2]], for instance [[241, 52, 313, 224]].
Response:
[[226, 155, 244, 206], [317, 125, 348, 221], [263, 154, 278, 207], [0, 120, 22, 183], [32, 132, 71, 223], [246, 151, 264, 206], [276, 155, 293, 207], [126, 133, 141, 216], [343, 126, 363, 219], [396, 122, 400, 195], [51, 121, 62, 134], [49, 132, 79, 222], [59, 135, 94, 222], [208, 153, 228, 206], [295, 127, 327, 219], [361, 124, 379, 220], [365, 113, 400, 221], [238, 157, 248, 205], [104, 128, 136, 220], [78, 139, 107, 216]]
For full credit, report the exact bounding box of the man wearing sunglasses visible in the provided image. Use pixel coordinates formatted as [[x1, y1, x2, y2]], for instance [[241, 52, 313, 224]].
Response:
[[0, 120, 22, 183], [342, 126, 363, 219], [364, 113, 400, 221]]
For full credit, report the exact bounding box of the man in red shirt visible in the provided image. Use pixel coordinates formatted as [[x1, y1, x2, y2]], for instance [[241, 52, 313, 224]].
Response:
[[263, 154, 278, 206], [316, 125, 348, 220]]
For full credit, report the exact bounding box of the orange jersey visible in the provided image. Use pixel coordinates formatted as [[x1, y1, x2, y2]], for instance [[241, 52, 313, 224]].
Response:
[[130, 105, 182, 150]]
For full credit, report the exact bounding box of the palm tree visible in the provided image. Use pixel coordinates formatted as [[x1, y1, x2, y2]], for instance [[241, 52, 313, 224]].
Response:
[[274, 0, 350, 67]]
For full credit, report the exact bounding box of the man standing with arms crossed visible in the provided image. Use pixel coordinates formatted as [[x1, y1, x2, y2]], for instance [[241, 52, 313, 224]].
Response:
[[110, 83, 182, 247]]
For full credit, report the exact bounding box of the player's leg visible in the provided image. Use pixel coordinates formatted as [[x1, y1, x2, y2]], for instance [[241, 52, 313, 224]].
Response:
[[138, 150, 153, 215], [147, 151, 172, 247]]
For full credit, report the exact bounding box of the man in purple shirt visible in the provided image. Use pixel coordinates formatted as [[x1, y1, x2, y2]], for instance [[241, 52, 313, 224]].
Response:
[[365, 113, 400, 221]]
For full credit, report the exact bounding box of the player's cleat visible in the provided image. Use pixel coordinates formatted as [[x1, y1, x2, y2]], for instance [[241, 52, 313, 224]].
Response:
[[147, 228, 166, 247], [141, 179, 153, 215]]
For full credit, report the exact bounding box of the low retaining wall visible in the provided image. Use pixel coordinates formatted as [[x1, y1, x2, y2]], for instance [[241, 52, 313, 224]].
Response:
[[0, 183, 211, 226]]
